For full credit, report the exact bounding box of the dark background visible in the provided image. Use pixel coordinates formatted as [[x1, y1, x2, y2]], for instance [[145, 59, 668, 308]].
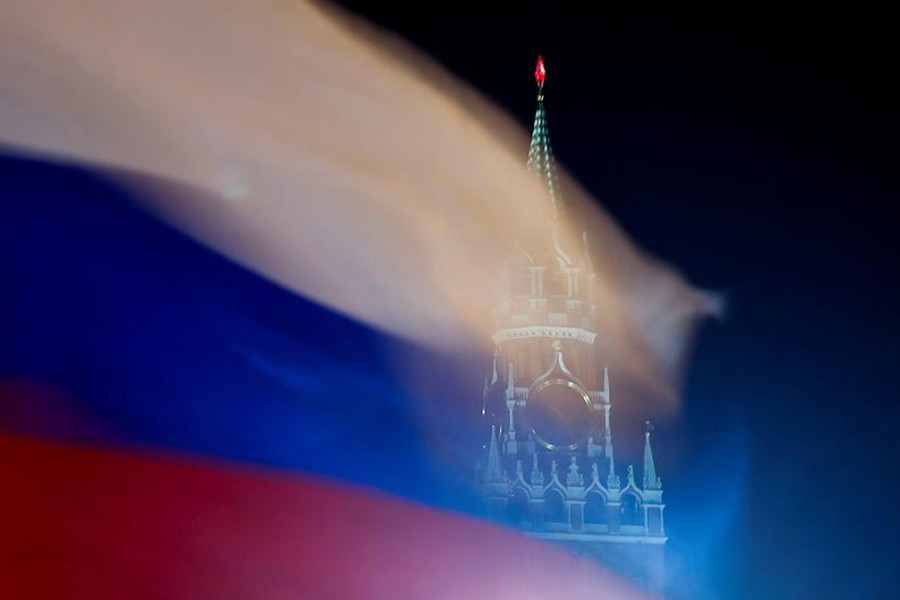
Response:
[[334, 2, 899, 598]]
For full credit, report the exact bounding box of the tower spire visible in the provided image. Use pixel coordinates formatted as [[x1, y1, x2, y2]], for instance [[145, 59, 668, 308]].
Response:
[[643, 421, 662, 490], [527, 55, 561, 225], [486, 425, 503, 482]]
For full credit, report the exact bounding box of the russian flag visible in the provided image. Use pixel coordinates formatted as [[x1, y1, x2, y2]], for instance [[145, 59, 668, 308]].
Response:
[[1, 1, 707, 597], [0, 154, 644, 599]]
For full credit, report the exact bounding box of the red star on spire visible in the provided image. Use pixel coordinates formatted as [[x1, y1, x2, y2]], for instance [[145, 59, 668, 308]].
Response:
[[535, 55, 546, 88]]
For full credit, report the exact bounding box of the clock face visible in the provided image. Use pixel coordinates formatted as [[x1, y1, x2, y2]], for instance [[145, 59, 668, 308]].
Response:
[[527, 378, 592, 451]]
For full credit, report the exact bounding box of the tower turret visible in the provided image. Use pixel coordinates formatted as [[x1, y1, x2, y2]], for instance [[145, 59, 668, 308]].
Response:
[[486, 425, 502, 482], [643, 421, 662, 490]]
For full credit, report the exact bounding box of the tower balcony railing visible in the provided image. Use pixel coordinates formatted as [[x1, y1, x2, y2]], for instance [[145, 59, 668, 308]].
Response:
[[510, 313, 532, 327], [498, 295, 595, 311], [566, 299, 582, 312], [493, 297, 600, 330], [497, 311, 597, 331], [547, 312, 567, 326], [527, 298, 547, 310]]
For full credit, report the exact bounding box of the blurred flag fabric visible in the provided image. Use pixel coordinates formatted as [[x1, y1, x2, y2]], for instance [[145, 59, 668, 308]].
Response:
[[0, 146, 654, 600], [0, 0, 710, 597]]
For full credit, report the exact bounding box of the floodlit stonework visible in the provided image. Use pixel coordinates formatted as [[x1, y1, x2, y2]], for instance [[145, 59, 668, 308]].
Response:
[[477, 57, 666, 593]]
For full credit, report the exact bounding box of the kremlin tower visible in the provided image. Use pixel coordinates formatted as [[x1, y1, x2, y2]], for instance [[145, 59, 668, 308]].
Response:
[[477, 56, 666, 593]]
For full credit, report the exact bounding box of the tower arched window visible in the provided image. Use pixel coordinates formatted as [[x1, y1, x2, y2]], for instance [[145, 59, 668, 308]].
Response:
[[584, 491, 607, 525], [510, 267, 532, 297], [547, 267, 567, 297], [544, 489, 566, 524], [620, 492, 643, 526]]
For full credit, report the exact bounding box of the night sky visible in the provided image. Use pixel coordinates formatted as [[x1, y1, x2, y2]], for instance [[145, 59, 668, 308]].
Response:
[[336, 3, 899, 598]]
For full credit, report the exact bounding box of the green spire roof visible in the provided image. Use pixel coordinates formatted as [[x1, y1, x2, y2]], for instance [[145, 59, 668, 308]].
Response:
[[525, 54, 562, 241], [526, 78, 561, 222]]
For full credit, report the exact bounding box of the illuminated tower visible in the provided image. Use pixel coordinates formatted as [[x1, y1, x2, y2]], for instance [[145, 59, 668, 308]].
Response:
[[477, 56, 666, 593]]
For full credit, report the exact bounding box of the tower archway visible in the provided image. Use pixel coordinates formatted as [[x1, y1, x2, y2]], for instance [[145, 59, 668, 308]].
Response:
[[544, 489, 566, 524], [584, 491, 607, 525], [620, 492, 643, 526]]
